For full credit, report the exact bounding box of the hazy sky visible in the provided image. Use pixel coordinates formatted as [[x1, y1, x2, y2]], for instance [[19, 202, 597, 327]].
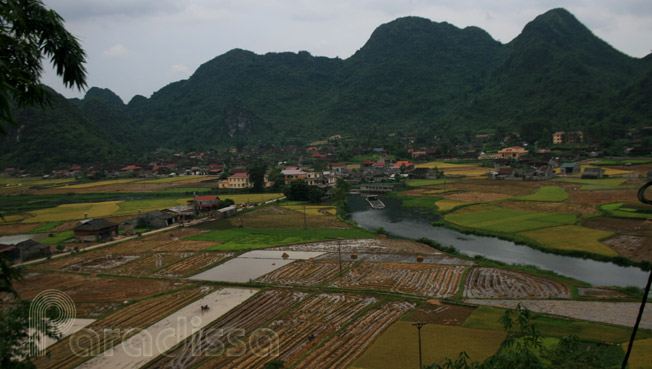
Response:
[[41, 0, 652, 103]]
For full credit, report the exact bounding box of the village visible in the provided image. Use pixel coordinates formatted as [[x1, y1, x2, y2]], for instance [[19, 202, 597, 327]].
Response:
[[1, 128, 651, 369]]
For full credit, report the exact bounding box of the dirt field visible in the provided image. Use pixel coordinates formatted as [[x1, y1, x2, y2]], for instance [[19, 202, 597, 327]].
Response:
[[226, 206, 349, 230], [333, 262, 467, 297], [271, 238, 442, 255], [155, 252, 232, 277], [107, 252, 193, 275], [293, 301, 415, 369], [255, 259, 355, 286], [141, 290, 307, 369], [447, 180, 543, 196], [0, 223, 41, 235], [405, 302, 476, 325], [76, 288, 259, 369], [567, 189, 638, 205], [603, 235, 652, 262], [577, 288, 627, 299], [444, 191, 512, 203], [582, 217, 651, 235], [74, 302, 122, 318], [316, 252, 474, 265], [32, 286, 210, 369], [199, 294, 413, 369], [499, 200, 600, 214], [463, 267, 571, 299], [466, 299, 652, 329], [9, 272, 184, 302]]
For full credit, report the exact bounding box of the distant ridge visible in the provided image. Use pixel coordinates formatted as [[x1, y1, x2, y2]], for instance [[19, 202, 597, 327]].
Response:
[[2, 8, 651, 168]]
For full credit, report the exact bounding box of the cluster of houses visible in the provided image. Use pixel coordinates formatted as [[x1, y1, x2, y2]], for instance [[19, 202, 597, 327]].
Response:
[[0, 196, 241, 263]]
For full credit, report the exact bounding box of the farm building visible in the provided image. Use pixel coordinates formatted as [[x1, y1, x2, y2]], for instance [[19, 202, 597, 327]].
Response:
[[582, 167, 604, 179], [139, 210, 177, 229], [73, 218, 119, 242], [559, 162, 581, 175], [216, 205, 238, 218], [525, 166, 553, 181], [410, 167, 439, 179], [189, 196, 221, 212], [489, 168, 519, 180], [0, 241, 50, 261]]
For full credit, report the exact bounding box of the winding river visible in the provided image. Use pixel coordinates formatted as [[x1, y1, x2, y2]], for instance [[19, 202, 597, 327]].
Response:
[[348, 195, 650, 288]]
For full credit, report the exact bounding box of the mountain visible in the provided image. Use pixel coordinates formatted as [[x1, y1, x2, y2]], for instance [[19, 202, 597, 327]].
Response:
[[0, 92, 128, 169], [2, 8, 651, 169]]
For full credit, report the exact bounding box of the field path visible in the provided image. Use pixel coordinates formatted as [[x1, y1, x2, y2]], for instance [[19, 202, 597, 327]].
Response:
[[75, 288, 258, 369], [466, 299, 652, 330]]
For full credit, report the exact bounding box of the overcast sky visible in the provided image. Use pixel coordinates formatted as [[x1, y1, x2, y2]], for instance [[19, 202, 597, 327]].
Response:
[[41, 0, 652, 103]]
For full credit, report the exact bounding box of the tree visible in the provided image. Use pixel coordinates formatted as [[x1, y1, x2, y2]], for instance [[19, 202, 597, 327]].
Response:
[[247, 160, 268, 193], [283, 180, 323, 203], [1, 0, 87, 133], [426, 304, 617, 369], [0, 254, 58, 368]]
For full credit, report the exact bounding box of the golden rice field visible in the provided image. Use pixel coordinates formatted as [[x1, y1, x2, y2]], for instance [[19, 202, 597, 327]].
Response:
[[61, 178, 139, 189], [15, 193, 284, 223], [628, 338, 652, 369], [25, 201, 122, 223], [20, 199, 190, 223], [415, 161, 478, 169], [435, 199, 468, 212], [281, 205, 336, 215], [221, 193, 284, 204], [519, 225, 617, 256], [134, 176, 209, 184], [352, 321, 505, 369]]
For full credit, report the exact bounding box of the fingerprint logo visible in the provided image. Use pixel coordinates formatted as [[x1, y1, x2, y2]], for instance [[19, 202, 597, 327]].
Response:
[[29, 289, 76, 356]]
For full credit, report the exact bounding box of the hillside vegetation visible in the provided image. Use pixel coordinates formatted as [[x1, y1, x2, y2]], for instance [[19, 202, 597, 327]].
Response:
[[2, 8, 651, 168]]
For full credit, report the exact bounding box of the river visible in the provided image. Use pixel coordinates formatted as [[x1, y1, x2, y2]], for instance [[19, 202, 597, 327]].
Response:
[[348, 195, 650, 288]]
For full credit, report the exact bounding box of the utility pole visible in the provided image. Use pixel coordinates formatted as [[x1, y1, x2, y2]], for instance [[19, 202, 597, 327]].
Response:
[[412, 322, 426, 369], [337, 238, 342, 277]]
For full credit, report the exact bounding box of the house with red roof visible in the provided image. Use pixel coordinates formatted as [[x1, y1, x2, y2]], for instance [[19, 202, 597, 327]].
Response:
[[188, 195, 221, 212], [121, 165, 143, 174], [329, 163, 347, 174], [392, 161, 414, 170]]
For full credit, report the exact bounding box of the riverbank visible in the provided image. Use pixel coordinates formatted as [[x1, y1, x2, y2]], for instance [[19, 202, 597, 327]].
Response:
[[347, 195, 650, 288]]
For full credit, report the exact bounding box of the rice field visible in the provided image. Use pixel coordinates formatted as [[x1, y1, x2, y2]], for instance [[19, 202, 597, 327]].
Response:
[[24, 201, 121, 223], [352, 321, 505, 369], [599, 203, 652, 219], [61, 178, 139, 189], [462, 306, 652, 342], [445, 205, 578, 233], [519, 225, 618, 256], [405, 179, 452, 187], [220, 192, 284, 204], [415, 161, 481, 169], [280, 204, 336, 215], [18, 198, 191, 223], [435, 199, 468, 212], [554, 178, 631, 190], [190, 227, 374, 251], [513, 186, 569, 202]]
